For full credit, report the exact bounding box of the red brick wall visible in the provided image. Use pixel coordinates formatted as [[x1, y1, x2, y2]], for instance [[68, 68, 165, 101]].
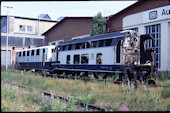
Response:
[[108, 0, 170, 32], [45, 17, 93, 45]]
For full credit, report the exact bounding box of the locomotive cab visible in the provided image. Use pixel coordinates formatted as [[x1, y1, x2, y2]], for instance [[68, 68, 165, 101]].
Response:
[[121, 30, 157, 84]]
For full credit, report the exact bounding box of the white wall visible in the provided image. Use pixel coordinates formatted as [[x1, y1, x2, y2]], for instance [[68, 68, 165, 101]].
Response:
[[123, 8, 170, 71], [161, 21, 169, 71]]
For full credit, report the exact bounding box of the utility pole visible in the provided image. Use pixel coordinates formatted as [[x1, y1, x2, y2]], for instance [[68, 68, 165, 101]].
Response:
[[4, 6, 13, 71]]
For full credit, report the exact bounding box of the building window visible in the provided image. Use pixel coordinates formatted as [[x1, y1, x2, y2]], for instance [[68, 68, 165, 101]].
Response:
[[74, 55, 80, 64], [27, 26, 32, 32], [19, 25, 25, 31], [130, 27, 138, 32], [66, 55, 70, 64], [145, 24, 161, 68], [96, 53, 102, 64], [81, 54, 89, 64]]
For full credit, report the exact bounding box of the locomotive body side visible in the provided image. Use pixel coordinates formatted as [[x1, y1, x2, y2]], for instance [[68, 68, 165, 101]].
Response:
[[51, 30, 157, 84], [51, 31, 126, 75], [16, 45, 55, 71], [53, 45, 122, 73]]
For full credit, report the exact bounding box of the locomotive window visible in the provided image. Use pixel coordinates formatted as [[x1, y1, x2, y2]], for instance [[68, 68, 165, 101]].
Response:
[[81, 54, 89, 64], [96, 53, 102, 64], [66, 55, 70, 64], [68, 44, 72, 50], [43, 49, 45, 53], [36, 49, 39, 55], [74, 55, 80, 64], [98, 40, 105, 47], [27, 51, 30, 56], [75, 43, 82, 49], [82, 42, 90, 49], [64, 45, 69, 50], [105, 39, 112, 46], [82, 43, 85, 49], [86, 42, 90, 48], [23, 51, 25, 56], [92, 41, 97, 48], [31, 50, 34, 56], [52, 49, 54, 53], [116, 40, 121, 63], [62, 46, 66, 51], [19, 52, 21, 57]]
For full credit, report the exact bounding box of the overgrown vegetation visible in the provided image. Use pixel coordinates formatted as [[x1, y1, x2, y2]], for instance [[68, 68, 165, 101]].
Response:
[[1, 67, 170, 111]]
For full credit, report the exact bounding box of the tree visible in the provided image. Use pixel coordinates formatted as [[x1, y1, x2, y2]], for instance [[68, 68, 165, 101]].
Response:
[[90, 12, 107, 36]]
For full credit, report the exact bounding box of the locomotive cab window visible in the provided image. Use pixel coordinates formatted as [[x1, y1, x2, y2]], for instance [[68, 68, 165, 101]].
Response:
[[66, 55, 70, 64], [96, 53, 102, 64], [81, 54, 89, 64], [74, 55, 80, 64]]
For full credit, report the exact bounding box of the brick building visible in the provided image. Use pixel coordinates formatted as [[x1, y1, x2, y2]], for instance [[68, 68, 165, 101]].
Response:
[[43, 17, 93, 45]]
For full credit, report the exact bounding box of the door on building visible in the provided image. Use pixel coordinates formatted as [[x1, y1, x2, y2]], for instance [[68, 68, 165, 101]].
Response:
[[1, 50, 11, 66]]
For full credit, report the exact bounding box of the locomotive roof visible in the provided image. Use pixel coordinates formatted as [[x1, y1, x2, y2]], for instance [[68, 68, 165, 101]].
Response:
[[59, 30, 126, 46], [16, 45, 55, 52]]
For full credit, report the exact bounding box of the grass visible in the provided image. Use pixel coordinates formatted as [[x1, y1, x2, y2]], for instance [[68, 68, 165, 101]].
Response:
[[1, 69, 170, 111]]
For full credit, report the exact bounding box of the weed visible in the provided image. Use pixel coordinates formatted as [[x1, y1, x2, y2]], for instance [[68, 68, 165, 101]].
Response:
[[1, 87, 16, 102]]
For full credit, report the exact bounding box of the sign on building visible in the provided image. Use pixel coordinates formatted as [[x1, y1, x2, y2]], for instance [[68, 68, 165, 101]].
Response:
[[143, 5, 170, 23]]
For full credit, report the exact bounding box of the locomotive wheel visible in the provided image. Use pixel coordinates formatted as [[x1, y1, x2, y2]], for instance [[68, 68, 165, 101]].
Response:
[[148, 79, 156, 86]]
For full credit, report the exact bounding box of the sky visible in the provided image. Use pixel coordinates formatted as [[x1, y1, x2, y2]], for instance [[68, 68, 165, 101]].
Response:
[[1, 1, 137, 20]]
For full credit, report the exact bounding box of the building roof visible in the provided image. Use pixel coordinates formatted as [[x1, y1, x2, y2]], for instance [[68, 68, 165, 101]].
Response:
[[42, 16, 93, 35], [1, 15, 58, 22], [38, 14, 51, 20], [59, 30, 126, 46]]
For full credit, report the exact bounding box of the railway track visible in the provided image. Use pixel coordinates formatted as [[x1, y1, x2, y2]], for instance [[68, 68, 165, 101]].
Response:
[[42, 73, 170, 88], [2, 80, 114, 111]]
